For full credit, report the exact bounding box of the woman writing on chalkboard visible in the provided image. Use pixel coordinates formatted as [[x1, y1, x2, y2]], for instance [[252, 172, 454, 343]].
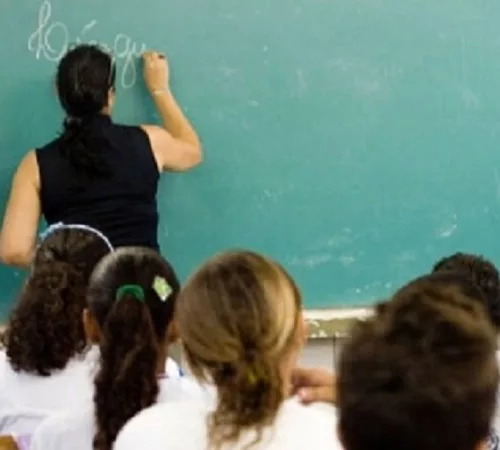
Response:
[[0, 44, 202, 267]]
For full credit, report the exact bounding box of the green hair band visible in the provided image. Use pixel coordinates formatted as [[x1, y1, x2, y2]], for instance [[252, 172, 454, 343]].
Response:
[[116, 284, 145, 302]]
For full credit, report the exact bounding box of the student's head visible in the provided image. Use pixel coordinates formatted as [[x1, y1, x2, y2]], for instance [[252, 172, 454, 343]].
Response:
[[56, 44, 116, 178], [338, 275, 498, 450], [86, 247, 180, 450], [1, 226, 111, 376], [433, 252, 500, 330], [177, 250, 305, 449]]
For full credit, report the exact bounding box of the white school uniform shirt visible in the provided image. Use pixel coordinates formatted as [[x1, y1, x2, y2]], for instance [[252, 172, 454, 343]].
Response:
[[0, 344, 182, 437], [115, 397, 341, 450], [29, 376, 211, 450], [0, 347, 99, 435]]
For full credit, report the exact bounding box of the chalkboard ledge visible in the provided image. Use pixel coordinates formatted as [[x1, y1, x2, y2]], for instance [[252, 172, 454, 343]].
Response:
[[0, 309, 373, 340], [305, 308, 373, 339]]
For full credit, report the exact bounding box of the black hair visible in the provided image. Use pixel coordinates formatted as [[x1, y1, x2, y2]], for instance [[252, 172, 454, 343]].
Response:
[[56, 44, 116, 179], [1, 228, 111, 375], [89, 247, 180, 450]]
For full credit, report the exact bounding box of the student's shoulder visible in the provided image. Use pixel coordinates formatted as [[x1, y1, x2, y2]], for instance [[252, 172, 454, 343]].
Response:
[[158, 375, 215, 404], [115, 401, 207, 450], [0, 348, 8, 369], [277, 398, 341, 449], [30, 408, 94, 450]]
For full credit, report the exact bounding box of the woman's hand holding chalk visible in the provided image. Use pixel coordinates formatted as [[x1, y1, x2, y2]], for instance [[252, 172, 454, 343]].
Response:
[[143, 51, 170, 94]]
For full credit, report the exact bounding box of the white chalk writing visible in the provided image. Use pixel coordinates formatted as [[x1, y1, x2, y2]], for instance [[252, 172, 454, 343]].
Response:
[[28, 0, 147, 89]]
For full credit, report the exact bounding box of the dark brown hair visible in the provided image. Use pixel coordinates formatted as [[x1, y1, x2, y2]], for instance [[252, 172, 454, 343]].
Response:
[[338, 275, 498, 450], [1, 227, 111, 376], [57, 44, 115, 179], [176, 250, 302, 450], [433, 252, 500, 329], [89, 247, 180, 450]]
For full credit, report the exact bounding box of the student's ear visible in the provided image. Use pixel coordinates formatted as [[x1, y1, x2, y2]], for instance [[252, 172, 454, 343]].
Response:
[[165, 320, 179, 344], [82, 309, 100, 344]]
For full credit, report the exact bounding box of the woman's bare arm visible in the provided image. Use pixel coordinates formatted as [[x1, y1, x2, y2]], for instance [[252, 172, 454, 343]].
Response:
[[141, 51, 202, 172], [0, 151, 41, 268]]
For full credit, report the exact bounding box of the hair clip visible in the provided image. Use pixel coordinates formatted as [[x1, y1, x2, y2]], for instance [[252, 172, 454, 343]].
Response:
[[153, 276, 172, 302]]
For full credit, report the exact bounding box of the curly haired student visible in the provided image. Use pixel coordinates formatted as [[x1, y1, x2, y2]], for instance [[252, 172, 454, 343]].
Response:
[[0, 224, 112, 436], [114, 250, 342, 450], [30, 247, 207, 450]]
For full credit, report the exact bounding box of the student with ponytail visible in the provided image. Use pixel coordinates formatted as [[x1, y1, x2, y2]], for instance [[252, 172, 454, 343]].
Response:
[[115, 250, 342, 450], [0, 44, 202, 267], [30, 247, 206, 450], [0, 224, 112, 435]]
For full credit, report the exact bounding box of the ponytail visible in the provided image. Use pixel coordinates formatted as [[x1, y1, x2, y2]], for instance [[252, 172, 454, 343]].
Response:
[[59, 117, 110, 179], [205, 350, 284, 450], [93, 296, 159, 450]]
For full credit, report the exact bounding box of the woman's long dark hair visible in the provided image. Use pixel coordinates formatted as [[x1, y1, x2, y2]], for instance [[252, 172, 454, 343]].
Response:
[[1, 228, 111, 376], [88, 247, 180, 450], [56, 44, 116, 179]]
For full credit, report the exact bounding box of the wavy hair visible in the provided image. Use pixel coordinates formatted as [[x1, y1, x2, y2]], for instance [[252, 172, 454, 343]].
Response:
[[56, 44, 115, 179], [176, 250, 302, 450], [1, 227, 111, 375], [89, 247, 180, 450]]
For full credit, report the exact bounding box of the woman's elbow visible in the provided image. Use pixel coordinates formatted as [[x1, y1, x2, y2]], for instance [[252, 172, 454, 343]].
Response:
[[180, 145, 203, 171], [190, 147, 203, 168], [0, 242, 32, 267]]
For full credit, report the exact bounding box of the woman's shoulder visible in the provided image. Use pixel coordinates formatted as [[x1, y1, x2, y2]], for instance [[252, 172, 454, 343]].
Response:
[[35, 137, 62, 153]]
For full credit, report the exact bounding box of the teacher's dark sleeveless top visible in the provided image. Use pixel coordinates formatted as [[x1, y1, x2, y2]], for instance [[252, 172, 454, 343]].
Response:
[[35, 114, 160, 250]]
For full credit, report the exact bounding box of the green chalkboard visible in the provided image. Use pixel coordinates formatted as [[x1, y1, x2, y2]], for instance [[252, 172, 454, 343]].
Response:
[[1, 0, 500, 315]]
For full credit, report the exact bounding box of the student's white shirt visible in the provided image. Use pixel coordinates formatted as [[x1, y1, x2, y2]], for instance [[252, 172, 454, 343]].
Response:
[[0, 345, 182, 436], [29, 377, 211, 450], [0, 347, 99, 435], [115, 397, 341, 450]]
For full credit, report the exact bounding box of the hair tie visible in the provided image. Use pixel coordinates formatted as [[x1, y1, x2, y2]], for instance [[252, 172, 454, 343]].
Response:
[[116, 284, 145, 302]]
